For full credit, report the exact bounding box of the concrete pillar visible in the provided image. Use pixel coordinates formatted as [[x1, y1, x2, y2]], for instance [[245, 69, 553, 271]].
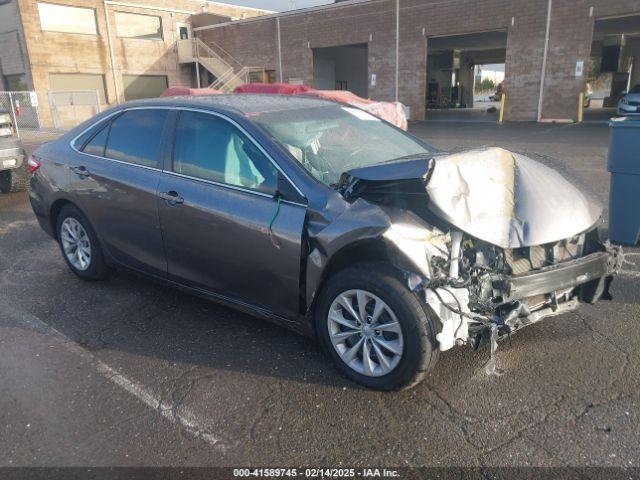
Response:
[[539, 3, 593, 121], [459, 52, 475, 108], [628, 38, 640, 90]]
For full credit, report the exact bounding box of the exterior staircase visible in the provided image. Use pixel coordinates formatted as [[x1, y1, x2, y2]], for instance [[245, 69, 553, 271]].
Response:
[[177, 37, 264, 93]]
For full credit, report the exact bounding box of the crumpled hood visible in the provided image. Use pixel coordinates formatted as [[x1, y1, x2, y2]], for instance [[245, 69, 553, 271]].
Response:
[[425, 147, 602, 248], [341, 147, 602, 249]]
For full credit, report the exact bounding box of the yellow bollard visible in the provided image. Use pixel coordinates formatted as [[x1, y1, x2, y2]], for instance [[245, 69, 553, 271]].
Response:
[[498, 94, 506, 124], [578, 92, 584, 123]]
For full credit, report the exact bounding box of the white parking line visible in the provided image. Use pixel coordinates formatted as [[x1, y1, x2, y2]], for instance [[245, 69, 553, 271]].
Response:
[[2, 301, 225, 451]]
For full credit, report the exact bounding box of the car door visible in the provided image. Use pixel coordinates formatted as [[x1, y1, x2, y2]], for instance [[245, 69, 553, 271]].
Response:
[[157, 109, 307, 318], [70, 108, 170, 277]]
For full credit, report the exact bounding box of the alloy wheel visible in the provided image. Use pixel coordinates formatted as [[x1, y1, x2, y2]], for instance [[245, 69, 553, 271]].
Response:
[[60, 217, 92, 271], [327, 289, 404, 377]]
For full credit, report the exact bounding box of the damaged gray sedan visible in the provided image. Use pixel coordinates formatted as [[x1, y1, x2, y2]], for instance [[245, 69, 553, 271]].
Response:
[[29, 95, 621, 390]]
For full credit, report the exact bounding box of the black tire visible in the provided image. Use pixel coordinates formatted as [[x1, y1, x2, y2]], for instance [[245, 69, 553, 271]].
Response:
[[315, 263, 439, 390], [0, 164, 28, 193], [56, 204, 111, 281]]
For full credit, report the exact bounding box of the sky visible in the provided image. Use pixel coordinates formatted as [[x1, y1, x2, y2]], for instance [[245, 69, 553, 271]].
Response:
[[483, 63, 505, 72], [212, 0, 333, 12]]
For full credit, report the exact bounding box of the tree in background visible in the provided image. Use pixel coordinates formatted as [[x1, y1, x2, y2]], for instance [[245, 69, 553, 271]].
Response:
[[475, 78, 496, 93]]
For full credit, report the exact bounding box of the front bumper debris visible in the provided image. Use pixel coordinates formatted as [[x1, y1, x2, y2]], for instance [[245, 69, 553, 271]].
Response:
[[424, 244, 622, 352], [494, 250, 617, 303]]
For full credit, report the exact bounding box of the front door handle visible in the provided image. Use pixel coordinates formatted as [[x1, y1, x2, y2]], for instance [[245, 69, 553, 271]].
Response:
[[71, 165, 90, 177], [159, 190, 184, 206]]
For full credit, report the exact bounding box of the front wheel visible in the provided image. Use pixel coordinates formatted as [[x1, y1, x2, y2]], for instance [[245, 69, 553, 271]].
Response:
[[315, 264, 439, 390]]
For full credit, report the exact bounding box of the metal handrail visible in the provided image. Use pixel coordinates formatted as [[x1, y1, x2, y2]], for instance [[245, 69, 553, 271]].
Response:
[[210, 68, 236, 89], [191, 37, 266, 91], [199, 37, 245, 71], [195, 38, 241, 72], [211, 66, 266, 92]]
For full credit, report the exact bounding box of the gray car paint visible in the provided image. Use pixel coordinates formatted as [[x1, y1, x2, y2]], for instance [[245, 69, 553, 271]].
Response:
[[66, 149, 168, 277], [28, 94, 612, 338], [30, 97, 323, 333], [157, 169, 307, 318]]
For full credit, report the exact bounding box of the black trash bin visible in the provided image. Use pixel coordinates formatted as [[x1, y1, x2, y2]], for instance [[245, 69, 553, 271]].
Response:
[[608, 116, 640, 245]]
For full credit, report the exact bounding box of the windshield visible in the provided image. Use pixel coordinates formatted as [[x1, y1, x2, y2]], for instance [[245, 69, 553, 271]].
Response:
[[252, 105, 437, 186]]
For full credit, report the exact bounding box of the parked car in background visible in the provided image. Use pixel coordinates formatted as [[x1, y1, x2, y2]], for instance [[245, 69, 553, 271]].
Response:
[[28, 95, 619, 390], [489, 82, 504, 102], [0, 108, 28, 193], [618, 84, 640, 115]]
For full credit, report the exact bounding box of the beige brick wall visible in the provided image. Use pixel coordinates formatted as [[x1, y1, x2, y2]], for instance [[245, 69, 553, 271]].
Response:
[[16, 0, 270, 127], [0, 0, 29, 89], [541, 0, 640, 121], [198, 0, 640, 122]]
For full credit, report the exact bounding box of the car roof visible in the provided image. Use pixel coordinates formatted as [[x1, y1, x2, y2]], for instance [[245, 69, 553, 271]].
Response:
[[120, 94, 337, 117]]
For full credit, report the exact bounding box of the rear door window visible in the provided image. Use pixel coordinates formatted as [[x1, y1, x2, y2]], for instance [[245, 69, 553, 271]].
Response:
[[172, 110, 277, 195], [82, 124, 110, 157], [105, 109, 168, 168]]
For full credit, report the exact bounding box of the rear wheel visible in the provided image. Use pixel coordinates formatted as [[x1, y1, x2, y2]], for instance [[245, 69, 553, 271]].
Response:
[[315, 263, 439, 390], [0, 165, 28, 193], [56, 204, 111, 281]]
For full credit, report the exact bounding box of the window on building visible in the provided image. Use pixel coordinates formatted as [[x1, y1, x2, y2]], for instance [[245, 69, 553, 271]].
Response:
[[173, 110, 277, 194], [49, 73, 107, 103], [177, 24, 189, 40], [248, 70, 277, 84], [115, 11, 162, 40], [37, 2, 97, 35], [265, 70, 277, 84], [105, 109, 169, 168], [122, 74, 168, 100], [4, 74, 27, 91]]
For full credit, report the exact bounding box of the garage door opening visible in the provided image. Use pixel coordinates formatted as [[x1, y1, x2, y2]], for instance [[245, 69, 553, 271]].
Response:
[[585, 14, 640, 122], [312, 44, 368, 98], [426, 31, 507, 122]]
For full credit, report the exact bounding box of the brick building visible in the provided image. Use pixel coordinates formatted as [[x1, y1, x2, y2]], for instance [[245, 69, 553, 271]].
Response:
[[195, 0, 640, 122], [0, 0, 270, 126]]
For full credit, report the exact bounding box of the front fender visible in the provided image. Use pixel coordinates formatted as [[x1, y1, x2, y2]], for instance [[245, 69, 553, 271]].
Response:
[[304, 198, 449, 313]]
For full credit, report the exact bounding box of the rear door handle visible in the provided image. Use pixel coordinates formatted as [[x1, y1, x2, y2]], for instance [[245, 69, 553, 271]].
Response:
[[71, 165, 90, 177], [159, 190, 184, 205]]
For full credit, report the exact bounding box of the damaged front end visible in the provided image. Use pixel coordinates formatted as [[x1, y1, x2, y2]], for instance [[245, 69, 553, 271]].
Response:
[[334, 147, 622, 352], [422, 227, 621, 351]]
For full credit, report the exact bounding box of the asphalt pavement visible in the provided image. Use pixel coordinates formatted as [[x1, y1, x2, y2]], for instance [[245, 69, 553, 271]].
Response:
[[1, 121, 639, 471]]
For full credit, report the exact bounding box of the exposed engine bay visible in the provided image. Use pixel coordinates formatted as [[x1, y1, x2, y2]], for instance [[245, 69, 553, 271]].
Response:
[[406, 225, 619, 351], [322, 147, 623, 352]]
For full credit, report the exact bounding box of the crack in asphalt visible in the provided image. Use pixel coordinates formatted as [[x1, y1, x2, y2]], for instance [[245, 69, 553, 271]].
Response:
[[572, 311, 631, 393]]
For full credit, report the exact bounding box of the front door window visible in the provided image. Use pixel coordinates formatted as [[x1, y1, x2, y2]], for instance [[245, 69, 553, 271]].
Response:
[[172, 110, 278, 195]]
